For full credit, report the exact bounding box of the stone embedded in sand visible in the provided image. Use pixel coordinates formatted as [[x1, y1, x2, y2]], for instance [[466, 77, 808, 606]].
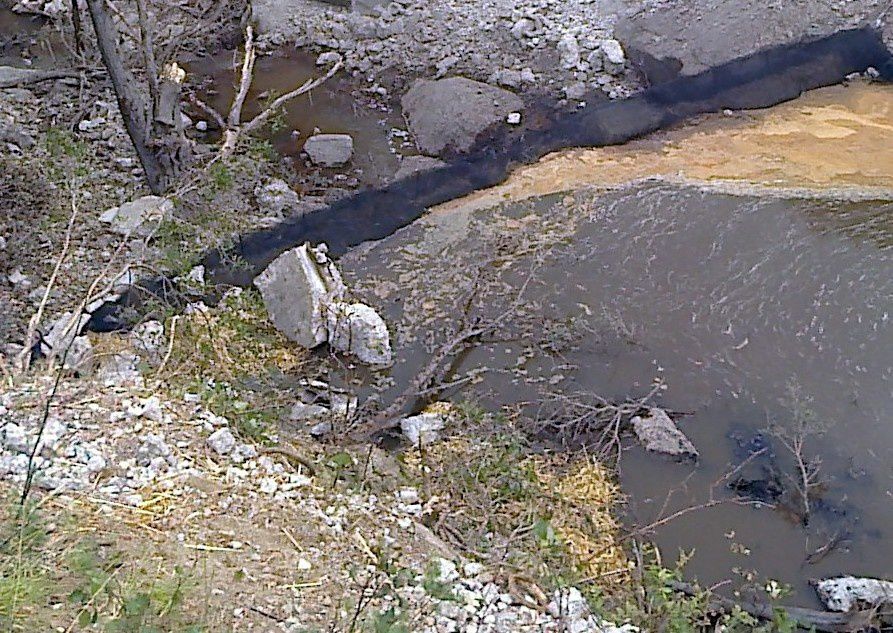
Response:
[[815, 576, 893, 612], [631, 408, 698, 459], [254, 243, 346, 349]]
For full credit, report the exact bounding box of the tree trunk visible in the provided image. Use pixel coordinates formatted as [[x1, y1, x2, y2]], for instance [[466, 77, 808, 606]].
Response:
[[84, 0, 189, 194]]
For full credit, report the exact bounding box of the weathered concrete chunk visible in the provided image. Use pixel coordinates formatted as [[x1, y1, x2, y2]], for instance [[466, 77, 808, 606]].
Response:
[[99, 196, 173, 238], [303, 134, 354, 167], [254, 243, 346, 348], [401, 412, 448, 446], [815, 576, 893, 612], [401, 77, 523, 156], [256, 243, 392, 367], [631, 408, 698, 459], [327, 302, 393, 366]]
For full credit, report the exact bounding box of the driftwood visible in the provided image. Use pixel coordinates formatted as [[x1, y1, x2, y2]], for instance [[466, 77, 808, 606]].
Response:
[[669, 580, 878, 632], [0, 67, 79, 89]]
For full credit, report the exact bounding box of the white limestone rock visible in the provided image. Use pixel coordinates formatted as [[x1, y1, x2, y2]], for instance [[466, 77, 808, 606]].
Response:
[[815, 576, 893, 612]]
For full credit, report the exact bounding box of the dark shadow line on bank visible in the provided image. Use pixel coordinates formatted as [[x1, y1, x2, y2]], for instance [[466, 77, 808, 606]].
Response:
[[87, 26, 893, 332]]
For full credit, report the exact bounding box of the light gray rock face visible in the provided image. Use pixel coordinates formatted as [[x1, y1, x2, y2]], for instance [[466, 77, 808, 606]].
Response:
[[255, 178, 300, 216], [816, 576, 893, 612], [401, 77, 523, 156], [98, 196, 173, 238], [303, 134, 354, 167], [327, 302, 393, 366], [42, 312, 91, 358], [256, 243, 392, 366], [254, 243, 346, 348], [130, 320, 165, 365], [631, 408, 698, 459], [64, 336, 95, 373]]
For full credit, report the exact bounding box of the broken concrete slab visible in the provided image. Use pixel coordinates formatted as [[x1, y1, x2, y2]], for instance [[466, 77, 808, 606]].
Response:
[[254, 243, 346, 349]]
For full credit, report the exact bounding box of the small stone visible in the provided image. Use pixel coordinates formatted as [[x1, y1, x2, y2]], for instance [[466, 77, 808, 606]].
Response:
[[254, 178, 300, 217], [435, 558, 459, 583], [196, 120, 208, 131], [564, 82, 587, 101], [463, 562, 484, 577], [98, 196, 173, 238], [207, 428, 236, 456], [506, 112, 522, 125], [316, 51, 343, 66], [298, 558, 312, 571], [136, 434, 171, 466], [259, 477, 278, 494]]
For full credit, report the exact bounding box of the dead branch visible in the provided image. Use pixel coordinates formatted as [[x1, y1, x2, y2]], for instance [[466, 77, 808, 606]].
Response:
[[0, 68, 80, 88], [668, 580, 878, 632], [211, 25, 343, 161]]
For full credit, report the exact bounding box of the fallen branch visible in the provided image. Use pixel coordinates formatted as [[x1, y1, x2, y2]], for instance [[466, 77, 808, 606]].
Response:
[[668, 580, 878, 632], [0, 68, 79, 88]]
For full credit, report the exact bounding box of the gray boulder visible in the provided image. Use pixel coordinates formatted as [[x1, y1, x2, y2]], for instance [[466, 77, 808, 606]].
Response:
[[401, 77, 523, 156], [303, 134, 354, 167], [631, 408, 698, 459]]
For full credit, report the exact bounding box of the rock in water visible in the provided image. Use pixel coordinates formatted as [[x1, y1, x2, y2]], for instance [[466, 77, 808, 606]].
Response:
[[557, 33, 581, 70], [254, 243, 346, 348], [303, 134, 354, 167], [98, 196, 173, 238], [401, 77, 523, 156], [815, 576, 893, 612], [327, 302, 393, 366], [631, 408, 698, 459]]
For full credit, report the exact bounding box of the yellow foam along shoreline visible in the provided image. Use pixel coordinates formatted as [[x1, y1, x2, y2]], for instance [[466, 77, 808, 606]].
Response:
[[433, 81, 893, 215]]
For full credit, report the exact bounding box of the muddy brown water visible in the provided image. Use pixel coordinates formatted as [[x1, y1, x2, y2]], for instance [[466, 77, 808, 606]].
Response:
[[188, 48, 408, 188], [340, 82, 893, 606]]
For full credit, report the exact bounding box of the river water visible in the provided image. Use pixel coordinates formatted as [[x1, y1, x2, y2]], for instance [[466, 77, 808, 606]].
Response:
[[341, 81, 893, 605]]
